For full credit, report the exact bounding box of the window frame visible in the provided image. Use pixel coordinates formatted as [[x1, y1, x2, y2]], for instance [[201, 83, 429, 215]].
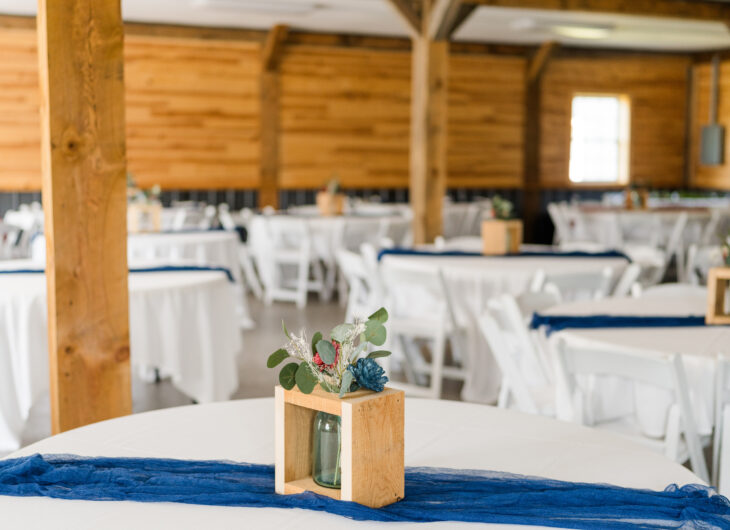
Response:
[[567, 92, 632, 187]]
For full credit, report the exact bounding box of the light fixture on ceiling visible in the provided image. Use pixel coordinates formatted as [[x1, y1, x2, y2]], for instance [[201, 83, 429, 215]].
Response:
[[550, 23, 614, 40], [189, 0, 322, 16]]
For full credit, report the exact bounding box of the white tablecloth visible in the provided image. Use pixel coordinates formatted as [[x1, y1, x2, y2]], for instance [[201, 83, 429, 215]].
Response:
[[0, 269, 242, 453], [32, 231, 252, 328], [380, 254, 629, 404], [542, 293, 722, 436], [1, 398, 699, 530]]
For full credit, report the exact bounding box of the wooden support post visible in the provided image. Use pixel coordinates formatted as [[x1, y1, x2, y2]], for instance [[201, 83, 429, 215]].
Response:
[[410, 36, 448, 244], [523, 41, 558, 243], [259, 25, 288, 210], [36, 0, 131, 433]]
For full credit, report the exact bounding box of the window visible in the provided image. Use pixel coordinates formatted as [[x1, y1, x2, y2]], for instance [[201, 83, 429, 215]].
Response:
[[569, 94, 630, 184]]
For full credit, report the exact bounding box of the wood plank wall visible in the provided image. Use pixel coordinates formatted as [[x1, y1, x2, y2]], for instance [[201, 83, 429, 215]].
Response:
[[0, 21, 712, 193], [540, 55, 690, 189], [691, 60, 730, 189]]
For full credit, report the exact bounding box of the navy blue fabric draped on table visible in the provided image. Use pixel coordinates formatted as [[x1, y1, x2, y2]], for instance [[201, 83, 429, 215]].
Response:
[[377, 248, 631, 262], [530, 314, 708, 336], [0, 454, 728, 529], [0, 265, 236, 283]]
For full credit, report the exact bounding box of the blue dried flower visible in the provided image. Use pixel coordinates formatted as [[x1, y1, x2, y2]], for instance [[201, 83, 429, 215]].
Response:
[[348, 358, 388, 392]]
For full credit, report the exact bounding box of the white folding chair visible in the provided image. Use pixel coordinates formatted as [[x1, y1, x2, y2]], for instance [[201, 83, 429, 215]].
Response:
[[686, 244, 723, 286], [624, 212, 688, 286], [479, 294, 556, 416], [611, 263, 642, 298], [252, 217, 325, 308], [336, 249, 382, 323], [554, 334, 709, 483], [713, 355, 730, 493], [535, 267, 614, 303], [382, 263, 468, 399]]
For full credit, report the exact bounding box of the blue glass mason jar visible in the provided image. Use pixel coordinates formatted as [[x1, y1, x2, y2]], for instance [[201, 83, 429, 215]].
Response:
[[311, 411, 342, 489]]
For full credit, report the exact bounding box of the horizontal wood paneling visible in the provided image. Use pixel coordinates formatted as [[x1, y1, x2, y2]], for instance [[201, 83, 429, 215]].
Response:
[[540, 56, 690, 189], [691, 61, 730, 189], [125, 36, 260, 189], [0, 28, 261, 191], [278, 46, 411, 189], [0, 28, 41, 190], [448, 54, 526, 188]]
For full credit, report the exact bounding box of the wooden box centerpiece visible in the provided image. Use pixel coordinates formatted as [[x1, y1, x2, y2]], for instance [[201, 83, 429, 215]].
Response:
[[127, 201, 161, 233], [268, 307, 403, 509], [481, 219, 523, 255], [707, 267, 730, 324], [316, 191, 345, 216], [275, 385, 404, 508]]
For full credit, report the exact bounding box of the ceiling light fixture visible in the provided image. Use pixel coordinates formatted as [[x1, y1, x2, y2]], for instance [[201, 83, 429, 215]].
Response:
[[551, 23, 613, 40]]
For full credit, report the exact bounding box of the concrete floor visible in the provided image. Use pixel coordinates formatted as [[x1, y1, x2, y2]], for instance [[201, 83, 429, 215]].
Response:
[[18, 295, 463, 451]]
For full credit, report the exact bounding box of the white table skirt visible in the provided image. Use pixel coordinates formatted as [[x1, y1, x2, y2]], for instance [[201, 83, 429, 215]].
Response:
[[542, 293, 721, 436], [1, 398, 699, 530], [0, 270, 242, 453], [380, 254, 628, 404]]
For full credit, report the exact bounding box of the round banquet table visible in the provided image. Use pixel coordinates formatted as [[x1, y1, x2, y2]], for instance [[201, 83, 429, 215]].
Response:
[[0, 266, 242, 453], [380, 253, 629, 404], [540, 291, 722, 437], [31, 231, 253, 328], [1, 398, 700, 530]]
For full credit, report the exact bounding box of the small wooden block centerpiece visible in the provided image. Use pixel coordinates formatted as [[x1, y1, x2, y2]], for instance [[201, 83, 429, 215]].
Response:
[[316, 191, 345, 216], [707, 267, 730, 324], [127, 202, 162, 233], [275, 384, 404, 508], [481, 219, 523, 255]]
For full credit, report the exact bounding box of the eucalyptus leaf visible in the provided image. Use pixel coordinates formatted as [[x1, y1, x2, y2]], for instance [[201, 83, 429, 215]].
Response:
[[311, 331, 323, 353], [295, 362, 318, 394], [339, 370, 354, 398], [278, 362, 298, 390], [316, 339, 337, 364], [368, 307, 389, 324], [266, 348, 289, 368], [367, 350, 391, 359], [282, 320, 291, 340], [364, 320, 387, 346], [330, 323, 354, 343]]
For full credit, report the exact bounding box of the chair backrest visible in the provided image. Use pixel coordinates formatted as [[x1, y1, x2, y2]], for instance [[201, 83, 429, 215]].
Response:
[[218, 205, 237, 231], [381, 261, 449, 322], [479, 312, 541, 415], [541, 267, 614, 302], [665, 212, 688, 264], [485, 295, 554, 402], [547, 203, 569, 244], [611, 263, 641, 297], [554, 334, 708, 482], [714, 354, 730, 492], [337, 249, 378, 322]]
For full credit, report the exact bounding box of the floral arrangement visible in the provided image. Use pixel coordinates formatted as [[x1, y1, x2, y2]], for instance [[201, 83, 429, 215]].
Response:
[[323, 177, 341, 196], [267, 308, 391, 397], [492, 195, 513, 220]]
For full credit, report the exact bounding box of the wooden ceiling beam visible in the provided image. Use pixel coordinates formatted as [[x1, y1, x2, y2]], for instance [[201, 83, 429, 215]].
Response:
[[262, 25, 289, 72], [429, 0, 477, 41], [466, 0, 730, 23], [386, 0, 422, 37]]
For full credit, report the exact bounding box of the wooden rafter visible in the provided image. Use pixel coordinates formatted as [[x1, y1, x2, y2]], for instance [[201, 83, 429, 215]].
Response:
[[466, 0, 730, 23], [528, 41, 559, 83], [262, 24, 289, 72], [429, 0, 477, 41], [386, 0, 422, 36]]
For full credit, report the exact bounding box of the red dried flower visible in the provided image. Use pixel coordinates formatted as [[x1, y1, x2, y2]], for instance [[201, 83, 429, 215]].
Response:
[[313, 340, 340, 372]]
